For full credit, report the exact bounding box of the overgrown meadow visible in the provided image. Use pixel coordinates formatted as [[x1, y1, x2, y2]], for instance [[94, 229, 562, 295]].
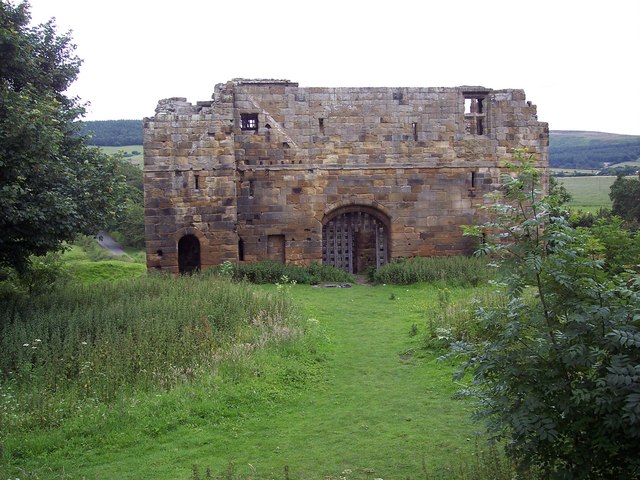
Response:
[[0, 254, 530, 479]]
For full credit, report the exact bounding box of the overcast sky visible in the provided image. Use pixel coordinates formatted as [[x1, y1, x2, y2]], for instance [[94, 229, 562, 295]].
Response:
[[26, 0, 640, 135]]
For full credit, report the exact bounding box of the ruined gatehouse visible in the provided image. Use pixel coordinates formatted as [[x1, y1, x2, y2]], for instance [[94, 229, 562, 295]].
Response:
[[143, 79, 548, 274]]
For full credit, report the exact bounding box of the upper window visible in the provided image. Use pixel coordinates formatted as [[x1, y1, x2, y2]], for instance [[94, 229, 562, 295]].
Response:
[[241, 113, 258, 131], [463, 93, 487, 136]]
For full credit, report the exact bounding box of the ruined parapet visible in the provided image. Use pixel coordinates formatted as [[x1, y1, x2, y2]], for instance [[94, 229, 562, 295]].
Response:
[[144, 79, 548, 273]]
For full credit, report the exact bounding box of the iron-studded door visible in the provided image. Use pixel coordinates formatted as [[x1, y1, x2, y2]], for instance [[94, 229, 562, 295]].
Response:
[[323, 210, 388, 274]]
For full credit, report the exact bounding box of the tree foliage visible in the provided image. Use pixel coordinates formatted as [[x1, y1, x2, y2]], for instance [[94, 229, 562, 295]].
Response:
[[457, 150, 640, 479], [610, 175, 640, 225], [0, 1, 126, 270]]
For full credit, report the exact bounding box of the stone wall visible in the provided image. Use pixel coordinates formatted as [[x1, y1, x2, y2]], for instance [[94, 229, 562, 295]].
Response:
[[143, 79, 548, 273]]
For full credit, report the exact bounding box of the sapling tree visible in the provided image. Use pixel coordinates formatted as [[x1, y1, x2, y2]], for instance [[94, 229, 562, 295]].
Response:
[[455, 150, 640, 479]]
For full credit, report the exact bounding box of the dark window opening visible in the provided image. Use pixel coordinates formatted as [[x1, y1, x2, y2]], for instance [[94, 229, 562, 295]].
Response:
[[156, 249, 163, 257], [319, 118, 325, 135], [194, 174, 200, 190], [241, 113, 259, 131], [471, 171, 477, 188], [412, 122, 418, 141], [476, 118, 484, 135], [238, 238, 245, 261], [178, 234, 201, 274], [249, 180, 255, 198]]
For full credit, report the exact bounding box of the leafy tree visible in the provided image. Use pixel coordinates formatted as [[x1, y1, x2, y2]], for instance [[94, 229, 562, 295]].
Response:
[[0, 1, 126, 271], [457, 151, 640, 479], [610, 174, 640, 225], [106, 155, 144, 247]]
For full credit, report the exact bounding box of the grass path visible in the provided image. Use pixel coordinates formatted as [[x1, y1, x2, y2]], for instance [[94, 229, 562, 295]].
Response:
[[273, 284, 477, 478], [8, 284, 480, 479], [176, 283, 478, 479]]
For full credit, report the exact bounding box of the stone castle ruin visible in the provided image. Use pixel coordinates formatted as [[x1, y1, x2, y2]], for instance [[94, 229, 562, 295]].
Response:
[[143, 79, 548, 274]]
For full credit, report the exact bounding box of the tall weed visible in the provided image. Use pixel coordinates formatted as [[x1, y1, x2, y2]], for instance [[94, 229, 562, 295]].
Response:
[[423, 287, 506, 350], [0, 274, 301, 431], [372, 256, 493, 286], [210, 260, 355, 285]]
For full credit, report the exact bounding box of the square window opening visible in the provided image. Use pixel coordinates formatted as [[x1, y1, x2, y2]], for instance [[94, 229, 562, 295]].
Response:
[[241, 113, 259, 131]]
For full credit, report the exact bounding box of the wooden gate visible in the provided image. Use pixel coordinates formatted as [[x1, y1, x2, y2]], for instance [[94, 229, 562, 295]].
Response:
[[322, 210, 388, 274]]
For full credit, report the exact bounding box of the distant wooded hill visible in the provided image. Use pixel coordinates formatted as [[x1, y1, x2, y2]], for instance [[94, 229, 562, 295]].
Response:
[[80, 120, 640, 169], [81, 119, 143, 146], [549, 131, 640, 169]]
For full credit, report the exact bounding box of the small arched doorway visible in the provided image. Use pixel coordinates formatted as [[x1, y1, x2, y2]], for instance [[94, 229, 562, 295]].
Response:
[[178, 234, 201, 274], [322, 206, 389, 274]]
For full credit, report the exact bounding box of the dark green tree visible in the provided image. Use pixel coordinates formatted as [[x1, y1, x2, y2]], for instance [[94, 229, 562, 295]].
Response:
[[457, 151, 640, 479], [108, 155, 144, 248], [610, 174, 640, 225], [0, 1, 126, 271]]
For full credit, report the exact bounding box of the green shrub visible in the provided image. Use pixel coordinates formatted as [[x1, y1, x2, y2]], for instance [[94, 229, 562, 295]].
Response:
[[209, 261, 355, 285], [580, 217, 640, 274], [0, 253, 70, 299], [451, 151, 640, 478], [423, 288, 505, 351], [372, 256, 493, 286]]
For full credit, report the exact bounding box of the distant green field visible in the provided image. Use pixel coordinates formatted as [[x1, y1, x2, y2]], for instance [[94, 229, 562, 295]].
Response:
[[550, 168, 599, 175], [612, 159, 640, 168], [557, 176, 617, 212], [100, 145, 143, 166]]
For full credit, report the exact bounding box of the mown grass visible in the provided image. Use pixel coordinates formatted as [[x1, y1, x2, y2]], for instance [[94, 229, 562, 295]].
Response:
[[0, 272, 514, 479], [557, 175, 616, 212], [100, 145, 143, 166], [59, 239, 146, 284]]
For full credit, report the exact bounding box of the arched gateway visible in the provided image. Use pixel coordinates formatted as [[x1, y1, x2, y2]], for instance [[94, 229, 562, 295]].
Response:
[[322, 206, 389, 274]]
